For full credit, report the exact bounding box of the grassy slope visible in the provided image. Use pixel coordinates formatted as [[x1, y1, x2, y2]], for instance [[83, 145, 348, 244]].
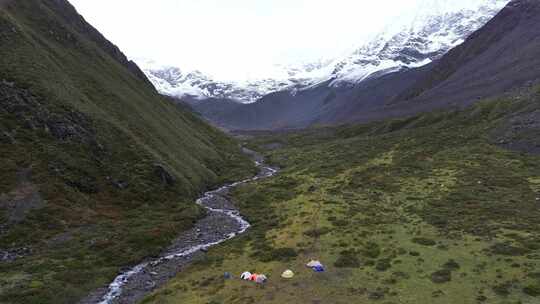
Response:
[[0, 1, 254, 303], [143, 90, 540, 304]]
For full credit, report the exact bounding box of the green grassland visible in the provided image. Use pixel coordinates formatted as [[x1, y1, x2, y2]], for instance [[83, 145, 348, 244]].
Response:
[[143, 92, 540, 304], [0, 1, 254, 303]]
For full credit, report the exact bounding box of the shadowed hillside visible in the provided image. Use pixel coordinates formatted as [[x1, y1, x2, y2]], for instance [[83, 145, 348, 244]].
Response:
[[0, 0, 254, 303]]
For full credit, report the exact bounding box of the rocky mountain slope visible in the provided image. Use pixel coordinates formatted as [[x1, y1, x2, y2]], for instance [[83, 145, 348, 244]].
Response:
[[396, 0, 540, 104], [191, 0, 540, 130], [0, 1, 253, 303], [143, 0, 509, 104]]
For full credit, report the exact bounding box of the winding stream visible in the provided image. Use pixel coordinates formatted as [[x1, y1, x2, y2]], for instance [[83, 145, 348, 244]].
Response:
[[83, 154, 277, 304]]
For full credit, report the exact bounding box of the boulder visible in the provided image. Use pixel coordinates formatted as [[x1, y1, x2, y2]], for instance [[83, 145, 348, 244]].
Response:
[[154, 164, 176, 186]]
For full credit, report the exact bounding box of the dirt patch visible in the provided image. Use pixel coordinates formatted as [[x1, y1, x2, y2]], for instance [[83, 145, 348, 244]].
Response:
[[0, 168, 44, 227], [0, 169, 43, 262]]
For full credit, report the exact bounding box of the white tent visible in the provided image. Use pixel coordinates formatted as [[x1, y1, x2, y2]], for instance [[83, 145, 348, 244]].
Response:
[[306, 260, 322, 268], [240, 271, 252, 280]]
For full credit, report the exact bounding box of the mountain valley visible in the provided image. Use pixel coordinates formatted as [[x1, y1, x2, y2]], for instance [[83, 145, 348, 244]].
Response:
[[1, 1, 540, 304]]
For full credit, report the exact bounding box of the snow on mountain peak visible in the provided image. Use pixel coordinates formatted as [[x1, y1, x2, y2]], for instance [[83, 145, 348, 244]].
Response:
[[140, 0, 510, 103], [328, 0, 509, 86]]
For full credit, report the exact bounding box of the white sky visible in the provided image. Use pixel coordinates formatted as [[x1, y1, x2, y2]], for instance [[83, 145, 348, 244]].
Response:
[[67, 0, 492, 81]]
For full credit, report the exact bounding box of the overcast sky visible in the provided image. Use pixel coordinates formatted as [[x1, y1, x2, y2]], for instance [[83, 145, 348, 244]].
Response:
[[68, 0, 493, 80]]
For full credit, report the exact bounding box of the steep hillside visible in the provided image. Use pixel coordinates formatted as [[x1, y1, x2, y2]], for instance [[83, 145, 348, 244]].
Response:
[[0, 1, 254, 303], [323, 0, 540, 124], [396, 0, 540, 105]]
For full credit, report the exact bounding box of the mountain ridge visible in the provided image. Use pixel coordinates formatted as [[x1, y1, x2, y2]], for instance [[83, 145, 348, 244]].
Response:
[[397, 0, 538, 101], [142, 0, 509, 103], [44, 0, 155, 89], [181, 0, 540, 130]]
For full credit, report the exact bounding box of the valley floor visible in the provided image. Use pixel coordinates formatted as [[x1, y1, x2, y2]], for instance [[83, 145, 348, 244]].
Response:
[[141, 91, 540, 304]]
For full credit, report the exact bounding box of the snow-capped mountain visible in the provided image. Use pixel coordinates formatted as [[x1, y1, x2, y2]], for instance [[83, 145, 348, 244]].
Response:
[[328, 0, 509, 86], [140, 0, 509, 103], [141, 61, 326, 103], [143, 65, 283, 102]]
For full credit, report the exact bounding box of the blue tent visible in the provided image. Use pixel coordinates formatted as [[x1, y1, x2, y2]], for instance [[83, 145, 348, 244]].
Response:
[[307, 260, 325, 272], [312, 265, 325, 272]]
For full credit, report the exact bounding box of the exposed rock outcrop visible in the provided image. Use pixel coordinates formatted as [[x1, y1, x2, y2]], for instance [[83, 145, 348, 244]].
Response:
[[154, 164, 176, 186]]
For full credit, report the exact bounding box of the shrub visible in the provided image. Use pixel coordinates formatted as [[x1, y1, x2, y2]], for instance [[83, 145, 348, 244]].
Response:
[[304, 227, 331, 238], [376, 259, 392, 271], [256, 247, 298, 262], [431, 269, 452, 283], [334, 250, 361, 268], [524, 281, 540, 297], [271, 247, 298, 261], [443, 259, 460, 271], [362, 242, 381, 259], [490, 243, 529, 256], [412, 237, 437, 246], [492, 283, 511, 296]]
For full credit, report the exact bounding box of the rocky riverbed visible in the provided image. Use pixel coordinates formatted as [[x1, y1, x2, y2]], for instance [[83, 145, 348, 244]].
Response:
[[79, 150, 277, 304]]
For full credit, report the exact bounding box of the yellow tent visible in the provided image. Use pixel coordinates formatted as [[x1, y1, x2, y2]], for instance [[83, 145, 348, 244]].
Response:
[[281, 269, 295, 279]]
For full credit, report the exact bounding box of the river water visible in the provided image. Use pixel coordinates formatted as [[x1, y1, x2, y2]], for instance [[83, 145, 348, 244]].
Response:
[[80, 155, 277, 304]]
